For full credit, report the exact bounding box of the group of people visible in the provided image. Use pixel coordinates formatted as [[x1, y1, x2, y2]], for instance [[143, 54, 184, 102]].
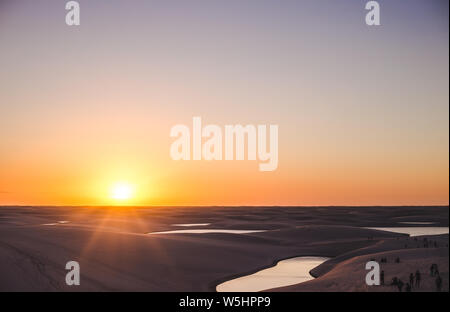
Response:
[[430, 264, 443, 292], [379, 260, 444, 292], [387, 269, 421, 292], [370, 235, 446, 292], [414, 237, 442, 249]]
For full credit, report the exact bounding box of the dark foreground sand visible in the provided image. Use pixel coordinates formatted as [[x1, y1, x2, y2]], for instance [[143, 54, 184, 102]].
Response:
[[0, 206, 447, 291]]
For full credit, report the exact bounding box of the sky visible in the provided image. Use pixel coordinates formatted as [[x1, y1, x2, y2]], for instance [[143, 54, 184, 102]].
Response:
[[0, 0, 448, 206]]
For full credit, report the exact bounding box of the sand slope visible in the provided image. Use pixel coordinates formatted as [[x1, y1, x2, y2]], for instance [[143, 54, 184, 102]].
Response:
[[0, 206, 447, 291], [270, 235, 448, 292]]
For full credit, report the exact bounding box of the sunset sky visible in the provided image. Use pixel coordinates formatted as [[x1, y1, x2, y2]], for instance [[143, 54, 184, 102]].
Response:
[[0, 0, 448, 206]]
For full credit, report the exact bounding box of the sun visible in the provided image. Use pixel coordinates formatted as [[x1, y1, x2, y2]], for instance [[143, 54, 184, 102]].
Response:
[[110, 182, 134, 201]]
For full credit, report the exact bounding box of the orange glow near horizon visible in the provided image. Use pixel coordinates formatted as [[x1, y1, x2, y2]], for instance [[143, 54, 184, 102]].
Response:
[[0, 1, 448, 207], [0, 154, 448, 206]]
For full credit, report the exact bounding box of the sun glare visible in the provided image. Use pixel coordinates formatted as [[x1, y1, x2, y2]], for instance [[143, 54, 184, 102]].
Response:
[[110, 182, 134, 201]]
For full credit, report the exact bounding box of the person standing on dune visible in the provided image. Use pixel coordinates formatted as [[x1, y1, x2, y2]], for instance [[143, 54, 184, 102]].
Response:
[[397, 279, 404, 292], [415, 270, 421, 288], [435, 275, 442, 292]]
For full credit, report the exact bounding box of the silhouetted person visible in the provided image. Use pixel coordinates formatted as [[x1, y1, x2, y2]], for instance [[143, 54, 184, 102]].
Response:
[[409, 273, 414, 287], [415, 270, 421, 288], [405, 283, 412, 292], [395, 257, 400, 263], [391, 277, 399, 287], [436, 275, 442, 292], [397, 279, 404, 292], [430, 264, 439, 276], [380, 270, 385, 285]]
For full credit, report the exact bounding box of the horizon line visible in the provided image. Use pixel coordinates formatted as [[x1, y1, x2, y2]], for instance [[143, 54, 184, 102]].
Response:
[[0, 204, 448, 208]]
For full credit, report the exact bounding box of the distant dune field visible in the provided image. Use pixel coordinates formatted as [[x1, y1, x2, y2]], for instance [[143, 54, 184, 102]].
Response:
[[0, 206, 448, 292]]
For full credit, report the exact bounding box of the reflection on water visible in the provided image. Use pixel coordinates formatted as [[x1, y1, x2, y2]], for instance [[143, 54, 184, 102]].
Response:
[[148, 229, 266, 234], [172, 223, 211, 227], [216, 256, 329, 292], [367, 227, 449, 236], [42, 221, 70, 226]]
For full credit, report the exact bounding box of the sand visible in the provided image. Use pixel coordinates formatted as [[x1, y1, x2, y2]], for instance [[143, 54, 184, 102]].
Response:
[[0, 206, 447, 291]]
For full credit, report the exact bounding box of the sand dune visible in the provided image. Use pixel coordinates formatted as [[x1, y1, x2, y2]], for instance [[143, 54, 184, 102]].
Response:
[[0, 206, 447, 291], [271, 241, 448, 292]]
